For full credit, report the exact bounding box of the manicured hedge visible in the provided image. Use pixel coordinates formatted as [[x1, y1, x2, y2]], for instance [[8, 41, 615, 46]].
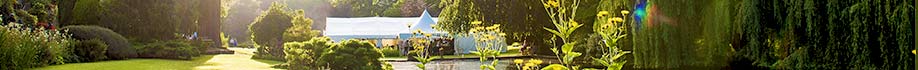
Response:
[[61, 25, 137, 59], [134, 40, 202, 60]]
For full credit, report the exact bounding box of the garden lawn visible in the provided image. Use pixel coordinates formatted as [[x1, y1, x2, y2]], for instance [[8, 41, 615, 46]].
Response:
[[32, 48, 284, 70]]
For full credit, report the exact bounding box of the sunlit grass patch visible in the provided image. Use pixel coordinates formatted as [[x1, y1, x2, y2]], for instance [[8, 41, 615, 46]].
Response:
[[33, 48, 285, 70], [33, 55, 214, 70]]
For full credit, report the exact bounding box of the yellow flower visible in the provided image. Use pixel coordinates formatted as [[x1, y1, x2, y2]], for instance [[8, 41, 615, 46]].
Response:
[[477, 27, 485, 29], [621, 10, 630, 15], [912, 50, 916, 54], [469, 29, 479, 33], [486, 25, 498, 30], [424, 34, 432, 37], [524, 63, 536, 67], [568, 21, 580, 27], [498, 33, 507, 36], [597, 11, 610, 17], [529, 59, 543, 64], [514, 59, 525, 64], [612, 17, 624, 22], [471, 21, 483, 25], [548, 0, 560, 7], [486, 35, 496, 40]]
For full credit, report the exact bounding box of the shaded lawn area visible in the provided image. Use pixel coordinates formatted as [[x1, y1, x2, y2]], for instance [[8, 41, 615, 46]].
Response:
[[32, 48, 284, 70]]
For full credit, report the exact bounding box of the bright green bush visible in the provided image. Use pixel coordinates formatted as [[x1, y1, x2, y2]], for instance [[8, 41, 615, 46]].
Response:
[[68, 39, 109, 62], [283, 38, 383, 70], [283, 37, 332, 70], [379, 47, 402, 57], [250, 2, 293, 61], [321, 39, 383, 70], [251, 2, 322, 61], [283, 10, 320, 42], [0, 23, 74, 70], [61, 25, 136, 59], [134, 40, 202, 60]]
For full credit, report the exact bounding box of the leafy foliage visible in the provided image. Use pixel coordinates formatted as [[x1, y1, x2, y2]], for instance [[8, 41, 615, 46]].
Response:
[[434, 0, 481, 34], [332, 0, 398, 17], [0, 23, 74, 70], [379, 47, 403, 57], [68, 39, 109, 62], [406, 28, 438, 70], [283, 10, 321, 42], [399, 0, 428, 16], [284, 38, 384, 70], [283, 37, 332, 70], [467, 21, 507, 70], [539, 0, 587, 69], [62, 0, 204, 42], [541, 64, 570, 70], [133, 40, 202, 60], [320, 39, 384, 70], [61, 25, 136, 59], [733, 0, 915, 69], [591, 9, 630, 70], [382, 0, 403, 17], [250, 2, 315, 61]]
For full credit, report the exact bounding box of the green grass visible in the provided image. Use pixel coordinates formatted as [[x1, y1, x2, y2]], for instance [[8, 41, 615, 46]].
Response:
[[32, 48, 285, 70], [32, 55, 216, 70]]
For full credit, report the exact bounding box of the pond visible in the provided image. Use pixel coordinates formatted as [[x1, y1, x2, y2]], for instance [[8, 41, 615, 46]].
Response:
[[389, 59, 514, 70]]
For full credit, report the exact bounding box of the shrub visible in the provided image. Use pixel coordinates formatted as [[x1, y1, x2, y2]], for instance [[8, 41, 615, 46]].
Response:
[[284, 37, 332, 70], [283, 10, 320, 42], [320, 39, 383, 70], [0, 23, 73, 70], [61, 25, 136, 59], [134, 40, 202, 60], [379, 47, 402, 57], [251, 2, 321, 61], [68, 39, 109, 62], [284, 38, 384, 70], [250, 2, 292, 61]]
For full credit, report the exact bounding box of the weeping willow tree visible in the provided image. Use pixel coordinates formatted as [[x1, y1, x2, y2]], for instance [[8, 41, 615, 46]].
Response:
[[630, 0, 734, 69], [733, 0, 914, 69], [632, 0, 914, 69]]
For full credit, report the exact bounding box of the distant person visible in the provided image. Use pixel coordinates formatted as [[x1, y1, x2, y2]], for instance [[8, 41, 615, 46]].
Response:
[[229, 38, 238, 47]]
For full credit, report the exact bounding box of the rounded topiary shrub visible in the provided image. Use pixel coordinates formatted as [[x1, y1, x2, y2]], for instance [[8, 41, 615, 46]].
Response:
[[284, 37, 332, 70], [61, 25, 136, 59], [69, 39, 109, 62], [320, 39, 383, 70]]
